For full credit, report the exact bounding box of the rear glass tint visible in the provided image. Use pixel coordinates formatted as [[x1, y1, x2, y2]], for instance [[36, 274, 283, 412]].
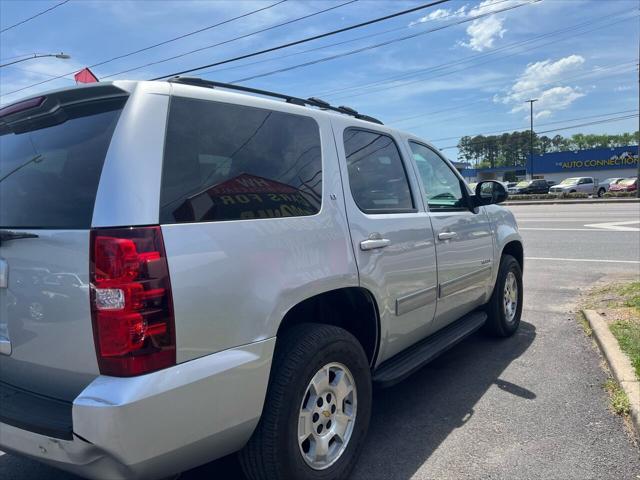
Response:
[[160, 96, 322, 224], [0, 97, 126, 229]]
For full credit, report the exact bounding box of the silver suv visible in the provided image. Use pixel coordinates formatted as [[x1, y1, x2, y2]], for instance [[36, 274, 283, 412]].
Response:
[[0, 79, 523, 480]]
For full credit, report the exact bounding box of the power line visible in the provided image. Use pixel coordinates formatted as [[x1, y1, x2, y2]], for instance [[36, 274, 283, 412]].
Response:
[[328, 13, 638, 104], [429, 109, 640, 143], [197, 0, 516, 78], [149, 0, 453, 81], [97, 0, 288, 71], [103, 0, 358, 79], [395, 62, 637, 129], [1, 0, 70, 33], [437, 114, 640, 150], [0, 0, 290, 97], [228, 0, 537, 84], [385, 60, 637, 127], [317, 8, 633, 100]]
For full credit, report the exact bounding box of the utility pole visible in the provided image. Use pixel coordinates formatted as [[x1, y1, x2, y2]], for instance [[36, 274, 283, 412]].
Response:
[[527, 99, 538, 180]]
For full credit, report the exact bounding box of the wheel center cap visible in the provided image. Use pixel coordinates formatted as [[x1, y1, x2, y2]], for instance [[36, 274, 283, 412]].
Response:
[[322, 410, 331, 418]]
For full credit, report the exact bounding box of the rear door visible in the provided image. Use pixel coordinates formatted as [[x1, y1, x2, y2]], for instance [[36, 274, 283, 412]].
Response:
[[578, 177, 594, 193], [0, 88, 128, 400], [405, 141, 494, 330], [332, 121, 438, 363]]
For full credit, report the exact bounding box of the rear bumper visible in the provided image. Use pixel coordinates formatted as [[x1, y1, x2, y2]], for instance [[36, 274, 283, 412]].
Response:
[[0, 337, 275, 480]]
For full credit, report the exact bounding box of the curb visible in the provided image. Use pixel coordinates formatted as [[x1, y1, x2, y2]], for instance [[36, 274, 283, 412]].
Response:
[[583, 310, 640, 434], [505, 198, 640, 206]]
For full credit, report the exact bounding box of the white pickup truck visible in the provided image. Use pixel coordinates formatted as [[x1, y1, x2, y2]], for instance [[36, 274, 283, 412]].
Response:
[[549, 177, 598, 195]]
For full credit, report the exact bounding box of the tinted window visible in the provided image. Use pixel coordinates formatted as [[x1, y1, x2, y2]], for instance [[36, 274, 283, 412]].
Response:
[[409, 142, 466, 210], [343, 129, 414, 213], [160, 97, 322, 223], [0, 97, 126, 228]]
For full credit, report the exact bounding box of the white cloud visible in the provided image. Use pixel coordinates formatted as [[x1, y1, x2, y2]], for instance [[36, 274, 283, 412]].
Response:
[[461, 15, 506, 51], [409, 6, 466, 26], [460, 0, 522, 52], [533, 109, 552, 121], [494, 55, 587, 119]]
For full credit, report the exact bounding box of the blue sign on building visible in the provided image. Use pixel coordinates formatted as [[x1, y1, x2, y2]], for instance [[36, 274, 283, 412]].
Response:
[[460, 146, 638, 178]]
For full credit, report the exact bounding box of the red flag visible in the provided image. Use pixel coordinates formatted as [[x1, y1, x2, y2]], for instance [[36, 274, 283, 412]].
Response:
[[74, 67, 99, 84]]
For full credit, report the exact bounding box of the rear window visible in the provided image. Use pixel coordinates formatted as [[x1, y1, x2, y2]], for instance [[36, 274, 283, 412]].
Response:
[[0, 97, 126, 229], [160, 96, 322, 224]]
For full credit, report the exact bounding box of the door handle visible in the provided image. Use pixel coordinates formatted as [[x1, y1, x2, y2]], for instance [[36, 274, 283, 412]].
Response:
[[0, 337, 11, 356], [360, 236, 391, 251], [438, 231, 457, 241]]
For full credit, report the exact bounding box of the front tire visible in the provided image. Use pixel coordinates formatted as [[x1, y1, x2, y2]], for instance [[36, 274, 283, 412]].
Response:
[[239, 324, 372, 480], [484, 254, 523, 337], [597, 188, 605, 197]]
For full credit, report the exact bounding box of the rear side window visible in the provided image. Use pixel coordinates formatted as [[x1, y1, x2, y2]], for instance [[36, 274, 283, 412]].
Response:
[[160, 97, 322, 224], [0, 97, 126, 229], [343, 128, 414, 214]]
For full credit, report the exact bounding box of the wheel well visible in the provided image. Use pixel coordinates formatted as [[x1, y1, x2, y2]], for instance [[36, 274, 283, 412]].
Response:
[[502, 240, 524, 271], [277, 287, 380, 367]]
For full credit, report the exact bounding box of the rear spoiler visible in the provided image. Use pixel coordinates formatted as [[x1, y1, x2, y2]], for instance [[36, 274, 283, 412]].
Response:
[[0, 84, 128, 134]]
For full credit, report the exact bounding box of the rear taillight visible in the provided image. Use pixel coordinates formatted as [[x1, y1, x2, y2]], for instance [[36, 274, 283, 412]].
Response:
[[90, 226, 176, 376]]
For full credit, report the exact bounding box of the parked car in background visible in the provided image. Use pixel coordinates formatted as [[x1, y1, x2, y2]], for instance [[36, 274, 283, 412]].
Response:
[[505, 182, 517, 189], [609, 177, 638, 193], [597, 177, 625, 197], [0, 79, 524, 480], [549, 177, 597, 195], [545, 180, 556, 187], [508, 179, 550, 195]]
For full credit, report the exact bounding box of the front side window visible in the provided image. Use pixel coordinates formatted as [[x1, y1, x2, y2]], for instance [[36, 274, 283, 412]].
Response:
[[409, 142, 466, 210], [160, 97, 322, 224], [343, 129, 414, 214]]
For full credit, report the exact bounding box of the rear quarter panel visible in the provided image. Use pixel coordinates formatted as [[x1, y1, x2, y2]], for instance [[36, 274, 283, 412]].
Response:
[[158, 91, 358, 362]]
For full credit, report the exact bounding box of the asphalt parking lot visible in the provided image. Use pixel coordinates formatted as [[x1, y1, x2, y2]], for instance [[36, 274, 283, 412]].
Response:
[[2, 202, 639, 480]]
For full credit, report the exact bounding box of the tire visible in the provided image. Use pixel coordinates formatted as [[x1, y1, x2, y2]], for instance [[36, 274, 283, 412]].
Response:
[[239, 324, 372, 480], [569, 190, 576, 193], [597, 188, 605, 198], [484, 254, 523, 337]]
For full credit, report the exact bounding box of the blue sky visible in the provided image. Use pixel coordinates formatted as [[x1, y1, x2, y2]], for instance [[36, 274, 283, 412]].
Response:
[[0, 0, 637, 159]]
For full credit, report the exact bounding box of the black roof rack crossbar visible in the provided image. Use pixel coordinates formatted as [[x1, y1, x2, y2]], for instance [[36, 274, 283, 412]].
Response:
[[167, 76, 383, 125]]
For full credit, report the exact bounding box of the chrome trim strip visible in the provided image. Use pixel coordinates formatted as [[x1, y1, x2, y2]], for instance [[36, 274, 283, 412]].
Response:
[[396, 285, 437, 316], [439, 265, 491, 299]]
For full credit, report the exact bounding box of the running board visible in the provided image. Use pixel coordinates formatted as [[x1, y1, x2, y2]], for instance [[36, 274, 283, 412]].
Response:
[[373, 311, 487, 388]]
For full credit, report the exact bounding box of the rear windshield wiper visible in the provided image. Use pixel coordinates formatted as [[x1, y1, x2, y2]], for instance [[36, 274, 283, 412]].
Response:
[[0, 230, 39, 244]]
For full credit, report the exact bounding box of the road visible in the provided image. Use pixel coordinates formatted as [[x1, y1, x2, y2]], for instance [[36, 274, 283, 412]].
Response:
[[1, 203, 639, 480]]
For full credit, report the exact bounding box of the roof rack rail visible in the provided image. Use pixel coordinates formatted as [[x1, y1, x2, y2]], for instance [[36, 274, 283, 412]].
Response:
[[167, 76, 383, 125]]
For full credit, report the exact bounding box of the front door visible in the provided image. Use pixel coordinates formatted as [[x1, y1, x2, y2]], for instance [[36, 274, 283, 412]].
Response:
[[332, 122, 438, 364], [405, 141, 494, 330]]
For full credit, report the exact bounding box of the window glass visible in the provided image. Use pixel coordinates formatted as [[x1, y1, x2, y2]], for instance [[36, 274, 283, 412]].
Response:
[[0, 97, 126, 228], [409, 142, 466, 210], [343, 129, 414, 213], [160, 97, 322, 224]]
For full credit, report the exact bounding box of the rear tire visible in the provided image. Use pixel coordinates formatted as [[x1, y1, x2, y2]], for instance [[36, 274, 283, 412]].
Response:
[[597, 188, 605, 198], [484, 254, 523, 337], [239, 324, 372, 480]]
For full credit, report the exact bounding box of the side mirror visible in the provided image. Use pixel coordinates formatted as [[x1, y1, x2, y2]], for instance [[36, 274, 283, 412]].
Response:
[[472, 180, 508, 207]]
